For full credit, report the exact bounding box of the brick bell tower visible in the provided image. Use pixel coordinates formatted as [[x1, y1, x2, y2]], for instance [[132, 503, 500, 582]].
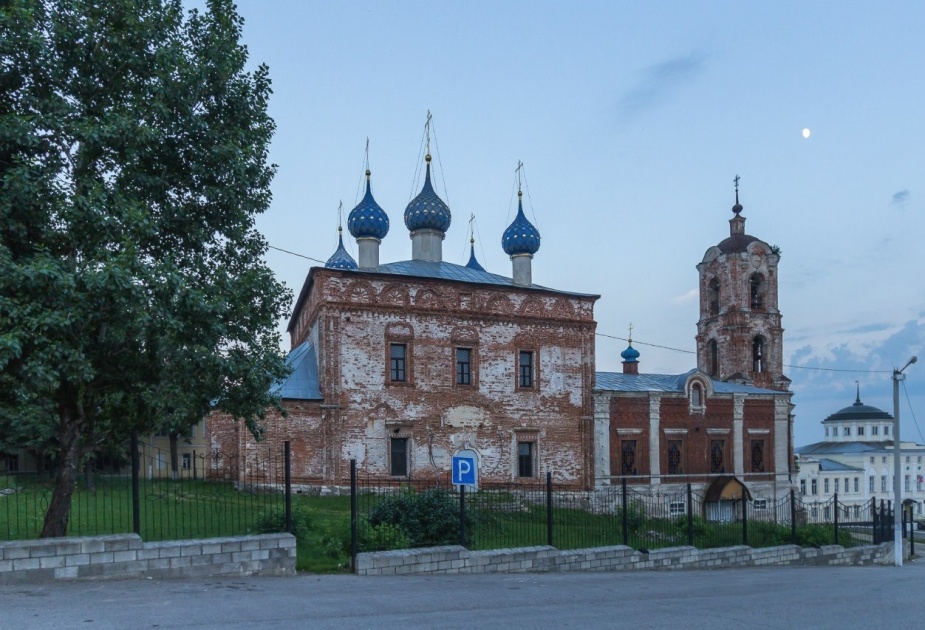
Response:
[[695, 177, 789, 391]]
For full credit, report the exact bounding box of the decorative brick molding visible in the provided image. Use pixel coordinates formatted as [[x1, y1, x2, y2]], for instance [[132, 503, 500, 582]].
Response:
[[355, 541, 909, 576], [0, 533, 296, 584]]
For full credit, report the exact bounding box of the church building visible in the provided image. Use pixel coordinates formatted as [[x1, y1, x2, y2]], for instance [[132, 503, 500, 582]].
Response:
[[208, 152, 599, 489], [593, 187, 795, 506]]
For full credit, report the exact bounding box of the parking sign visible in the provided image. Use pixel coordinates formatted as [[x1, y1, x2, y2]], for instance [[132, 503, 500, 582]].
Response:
[[452, 454, 477, 487]]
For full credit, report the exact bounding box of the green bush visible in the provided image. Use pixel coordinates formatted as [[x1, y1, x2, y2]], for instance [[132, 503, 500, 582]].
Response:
[[367, 488, 468, 547], [252, 505, 313, 541], [615, 500, 647, 534], [796, 523, 854, 547], [316, 516, 410, 556]]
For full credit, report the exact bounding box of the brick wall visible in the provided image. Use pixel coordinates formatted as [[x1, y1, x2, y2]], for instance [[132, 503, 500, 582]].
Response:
[[0, 533, 296, 584]]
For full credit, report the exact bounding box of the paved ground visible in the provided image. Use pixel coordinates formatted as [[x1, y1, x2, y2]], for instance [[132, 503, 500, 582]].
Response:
[[2, 561, 924, 629]]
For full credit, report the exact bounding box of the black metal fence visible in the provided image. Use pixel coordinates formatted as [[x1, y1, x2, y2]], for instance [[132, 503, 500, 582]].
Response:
[[348, 463, 908, 568], [0, 439, 292, 541]]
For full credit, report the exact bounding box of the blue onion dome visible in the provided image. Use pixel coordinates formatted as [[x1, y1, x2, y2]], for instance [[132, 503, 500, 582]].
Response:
[[347, 170, 389, 240], [465, 237, 485, 272], [325, 227, 357, 269], [621, 342, 640, 362], [404, 154, 451, 233], [501, 190, 541, 256]]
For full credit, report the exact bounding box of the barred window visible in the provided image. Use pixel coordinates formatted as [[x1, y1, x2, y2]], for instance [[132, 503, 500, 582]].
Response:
[[667, 440, 683, 475], [518, 351, 534, 388], [710, 440, 725, 474], [750, 440, 765, 473], [517, 441, 535, 478], [621, 440, 638, 476]]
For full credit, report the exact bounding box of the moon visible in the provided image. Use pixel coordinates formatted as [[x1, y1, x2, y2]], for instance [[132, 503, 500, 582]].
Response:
[[802, 128, 811, 139]]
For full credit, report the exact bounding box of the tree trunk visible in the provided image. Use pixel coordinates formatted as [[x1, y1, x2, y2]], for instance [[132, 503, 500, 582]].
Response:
[[40, 406, 84, 538], [169, 431, 179, 481]]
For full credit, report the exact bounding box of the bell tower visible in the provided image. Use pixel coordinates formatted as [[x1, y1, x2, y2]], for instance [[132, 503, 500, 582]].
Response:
[[695, 178, 789, 391]]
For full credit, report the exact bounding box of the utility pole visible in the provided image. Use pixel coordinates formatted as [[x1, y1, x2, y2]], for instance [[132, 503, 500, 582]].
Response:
[[893, 355, 917, 567]]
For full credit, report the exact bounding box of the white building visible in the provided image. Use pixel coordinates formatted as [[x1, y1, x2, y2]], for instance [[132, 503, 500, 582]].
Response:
[[795, 390, 925, 519]]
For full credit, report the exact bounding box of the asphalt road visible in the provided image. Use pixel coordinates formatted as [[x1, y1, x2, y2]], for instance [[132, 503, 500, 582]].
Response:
[[2, 562, 923, 629]]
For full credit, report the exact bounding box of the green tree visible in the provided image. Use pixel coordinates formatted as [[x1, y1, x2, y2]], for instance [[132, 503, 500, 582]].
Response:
[[0, 0, 290, 536]]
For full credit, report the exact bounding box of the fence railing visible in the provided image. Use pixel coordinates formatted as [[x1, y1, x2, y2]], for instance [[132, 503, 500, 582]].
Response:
[[348, 463, 909, 570], [0, 439, 293, 541]]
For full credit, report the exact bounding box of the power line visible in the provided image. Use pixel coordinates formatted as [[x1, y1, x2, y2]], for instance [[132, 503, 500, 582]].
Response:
[[267, 241, 901, 377]]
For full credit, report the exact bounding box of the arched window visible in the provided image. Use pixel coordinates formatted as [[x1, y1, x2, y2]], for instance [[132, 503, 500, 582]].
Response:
[[691, 383, 703, 407], [749, 273, 766, 310], [752, 336, 765, 373], [708, 340, 719, 376], [708, 278, 720, 315]]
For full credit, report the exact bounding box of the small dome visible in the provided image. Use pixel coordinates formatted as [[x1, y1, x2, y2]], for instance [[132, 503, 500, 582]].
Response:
[[404, 156, 451, 233], [823, 398, 893, 423], [621, 343, 640, 362], [465, 239, 485, 272], [347, 171, 389, 240], [501, 193, 541, 256], [324, 230, 357, 269]]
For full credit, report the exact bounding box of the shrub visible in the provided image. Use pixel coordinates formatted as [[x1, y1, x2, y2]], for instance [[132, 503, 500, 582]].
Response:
[[252, 505, 313, 541], [317, 516, 410, 556], [368, 488, 469, 547]]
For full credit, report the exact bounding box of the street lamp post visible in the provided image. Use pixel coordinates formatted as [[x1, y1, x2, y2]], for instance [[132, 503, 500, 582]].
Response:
[[893, 355, 917, 567]]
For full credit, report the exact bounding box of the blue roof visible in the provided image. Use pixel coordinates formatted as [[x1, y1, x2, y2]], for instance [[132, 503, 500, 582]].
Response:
[[348, 175, 390, 240], [502, 195, 541, 256], [404, 161, 451, 233], [348, 259, 598, 297], [594, 369, 782, 395], [816, 458, 864, 472], [324, 233, 357, 269], [272, 341, 322, 400]]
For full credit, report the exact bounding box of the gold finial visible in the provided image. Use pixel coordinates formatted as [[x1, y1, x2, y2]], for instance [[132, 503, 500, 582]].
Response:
[[337, 200, 344, 233], [365, 169, 371, 179], [469, 213, 476, 245], [425, 154, 431, 164]]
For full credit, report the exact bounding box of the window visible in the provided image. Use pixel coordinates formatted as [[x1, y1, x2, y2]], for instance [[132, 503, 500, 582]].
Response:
[[870, 456, 875, 464], [690, 383, 703, 407], [708, 340, 719, 376], [882, 457, 887, 464], [518, 350, 534, 389], [824, 478, 830, 494], [834, 478, 840, 494], [844, 477, 849, 493], [753, 499, 768, 511], [390, 438, 408, 476], [854, 477, 859, 493], [667, 440, 683, 475], [752, 337, 765, 373], [710, 440, 725, 474], [825, 427, 829, 437], [456, 347, 472, 385], [708, 278, 720, 316], [517, 441, 535, 478], [389, 343, 407, 382], [811, 506, 819, 519], [824, 506, 831, 520], [749, 273, 765, 310], [857, 426, 865, 436], [181, 453, 191, 470], [811, 479, 818, 495], [669, 501, 686, 517], [621, 440, 638, 475], [750, 440, 765, 473], [854, 505, 861, 518], [906, 456, 911, 464], [881, 475, 887, 493], [905, 475, 911, 492], [869, 476, 875, 493], [884, 425, 890, 436], [872, 426, 879, 436], [843, 427, 850, 436], [800, 479, 807, 495], [918, 476, 924, 493]]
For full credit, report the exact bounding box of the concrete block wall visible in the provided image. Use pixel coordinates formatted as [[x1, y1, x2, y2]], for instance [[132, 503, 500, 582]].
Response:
[[355, 541, 905, 576], [0, 533, 296, 584]]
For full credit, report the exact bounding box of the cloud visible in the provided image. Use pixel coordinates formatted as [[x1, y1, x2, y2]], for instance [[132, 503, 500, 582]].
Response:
[[619, 52, 705, 117], [891, 189, 910, 206], [672, 288, 698, 304], [839, 323, 892, 335]]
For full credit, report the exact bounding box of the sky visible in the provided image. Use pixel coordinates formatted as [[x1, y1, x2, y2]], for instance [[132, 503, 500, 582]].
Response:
[[216, 0, 924, 448]]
